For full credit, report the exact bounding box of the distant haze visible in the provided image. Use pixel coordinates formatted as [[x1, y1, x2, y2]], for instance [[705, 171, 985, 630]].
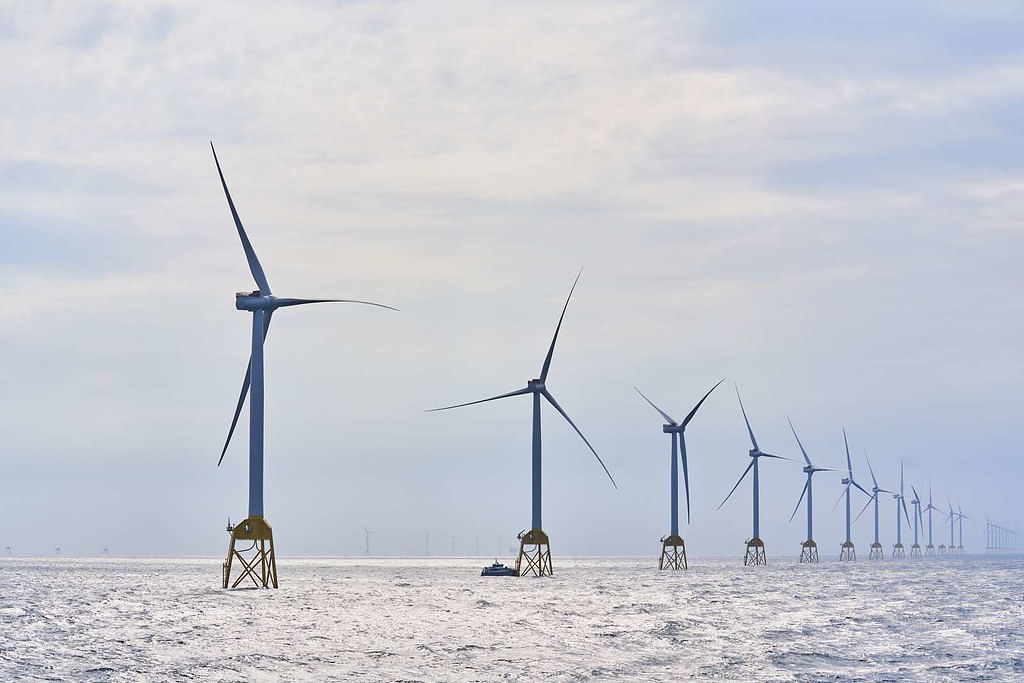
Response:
[[0, 2, 1021, 557]]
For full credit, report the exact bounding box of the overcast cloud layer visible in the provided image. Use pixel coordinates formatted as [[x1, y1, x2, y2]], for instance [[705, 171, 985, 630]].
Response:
[[1, 1, 1022, 557]]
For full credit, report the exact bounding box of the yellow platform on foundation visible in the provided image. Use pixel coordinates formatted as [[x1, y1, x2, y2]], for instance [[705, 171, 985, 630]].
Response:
[[223, 516, 278, 589], [659, 535, 687, 570], [516, 529, 552, 577]]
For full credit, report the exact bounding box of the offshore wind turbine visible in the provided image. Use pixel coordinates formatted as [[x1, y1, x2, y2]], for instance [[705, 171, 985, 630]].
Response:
[[835, 429, 871, 561], [956, 502, 968, 554], [211, 143, 395, 589], [909, 485, 923, 557], [360, 524, 380, 556], [891, 460, 912, 558], [719, 387, 788, 566], [923, 482, 938, 556], [635, 379, 724, 570], [854, 453, 893, 559], [938, 498, 957, 555], [428, 271, 616, 577], [787, 418, 840, 563]]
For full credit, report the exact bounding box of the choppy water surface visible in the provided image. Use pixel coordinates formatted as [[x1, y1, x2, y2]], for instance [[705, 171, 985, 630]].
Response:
[[1, 555, 1022, 681]]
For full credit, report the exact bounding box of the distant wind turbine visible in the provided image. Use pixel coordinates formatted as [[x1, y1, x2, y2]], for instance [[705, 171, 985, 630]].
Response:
[[956, 501, 969, 554], [719, 387, 788, 566], [854, 452, 893, 560], [834, 429, 870, 561], [427, 271, 616, 576], [909, 485, 923, 557], [923, 482, 939, 556], [211, 143, 396, 589], [787, 418, 840, 563], [635, 379, 723, 570], [891, 460, 912, 558], [360, 524, 380, 556]]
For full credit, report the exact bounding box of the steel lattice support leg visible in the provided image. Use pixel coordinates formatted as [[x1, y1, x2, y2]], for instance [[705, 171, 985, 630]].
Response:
[[892, 543, 905, 559], [515, 529, 552, 577], [869, 542, 884, 560], [222, 516, 278, 589], [910, 544, 921, 557], [799, 540, 818, 563], [839, 541, 856, 561], [744, 538, 767, 566], [659, 535, 687, 570]]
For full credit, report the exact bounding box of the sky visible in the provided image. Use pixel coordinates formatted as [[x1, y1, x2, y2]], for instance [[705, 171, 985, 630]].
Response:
[[1, 1, 1022, 558]]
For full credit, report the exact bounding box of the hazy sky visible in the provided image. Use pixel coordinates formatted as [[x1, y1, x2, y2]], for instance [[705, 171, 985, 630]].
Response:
[[1, 1, 1022, 558]]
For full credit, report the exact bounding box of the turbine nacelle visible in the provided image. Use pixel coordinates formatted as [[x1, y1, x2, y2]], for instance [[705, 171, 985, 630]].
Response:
[[235, 292, 273, 311], [527, 379, 546, 391]]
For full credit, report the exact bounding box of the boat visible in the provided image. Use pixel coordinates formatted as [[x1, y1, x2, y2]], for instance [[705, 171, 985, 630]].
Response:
[[480, 560, 518, 576]]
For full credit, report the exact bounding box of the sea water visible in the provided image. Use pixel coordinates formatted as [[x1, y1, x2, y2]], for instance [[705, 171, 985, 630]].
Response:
[[1, 555, 1022, 681]]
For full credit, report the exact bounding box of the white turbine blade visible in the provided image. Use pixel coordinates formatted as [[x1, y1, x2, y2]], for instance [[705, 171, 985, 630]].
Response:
[[789, 478, 810, 523], [542, 389, 617, 489], [426, 386, 532, 412], [210, 142, 272, 295], [634, 386, 677, 425], [735, 385, 759, 451], [787, 416, 812, 466], [681, 378, 725, 428], [718, 460, 754, 510]]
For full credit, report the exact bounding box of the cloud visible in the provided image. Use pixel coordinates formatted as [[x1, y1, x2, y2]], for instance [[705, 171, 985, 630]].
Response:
[[0, 1, 1021, 555]]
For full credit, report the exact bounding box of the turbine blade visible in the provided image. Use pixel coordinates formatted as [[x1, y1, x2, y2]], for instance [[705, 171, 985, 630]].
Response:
[[735, 385, 759, 451], [864, 452, 878, 490], [854, 493, 875, 523], [911, 484, 920, 503], [787, 416, 812, 466], [426, 386, 532, 412], [273, 298, 399, 311], [789, 478, 809, 523], [679, 433, 691, 524], [539, 269, 582, 382], [831, 483, 849, 513], [210, 142, 271, 295], [634, 386, 677, 426], [217, 310, 273, 466], [843, 428, 853, 476], [759, 453, 795, 462], [853, 481, 871, 497], [542, 389, 617, 489], [902, 498, 912, 527], [681, 378, 725, 428], [718, 460, 754, 510]]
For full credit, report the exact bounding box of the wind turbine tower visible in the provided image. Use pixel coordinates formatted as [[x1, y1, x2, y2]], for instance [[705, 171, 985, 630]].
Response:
[[836, 429, 870, 561], [910, 485, 923, 557], [635, 379, 723, 570], [787, 419, 839, 563], [855, 453, 893, 559], [719, 387, 788, 566], [924, 482, 938, 556], [211, 143, 395, 589], [892, 460, 911, 559], [428, 271, 616, 576], [360, 524, 380, 556]]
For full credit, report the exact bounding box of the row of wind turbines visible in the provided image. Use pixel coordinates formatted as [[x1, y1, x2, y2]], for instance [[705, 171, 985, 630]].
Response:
[[209, 144, 982, 587], [707, 392, 969, 566]]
